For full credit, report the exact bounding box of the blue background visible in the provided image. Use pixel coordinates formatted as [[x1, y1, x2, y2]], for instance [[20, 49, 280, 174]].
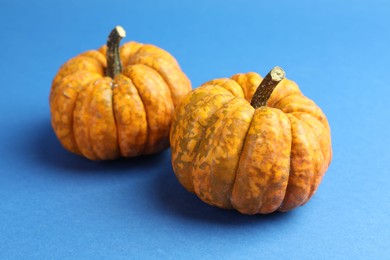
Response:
[[1, 0, 389, 259]]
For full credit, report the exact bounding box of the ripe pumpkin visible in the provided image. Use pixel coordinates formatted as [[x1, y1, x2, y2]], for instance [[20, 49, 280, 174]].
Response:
[[170, 67, 332, 214], [50, 26, 191, 160]]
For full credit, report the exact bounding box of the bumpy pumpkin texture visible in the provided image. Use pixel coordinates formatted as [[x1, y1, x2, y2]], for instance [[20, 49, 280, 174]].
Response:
[[50, 26, 191, 160], [170, 67, 332, 214]]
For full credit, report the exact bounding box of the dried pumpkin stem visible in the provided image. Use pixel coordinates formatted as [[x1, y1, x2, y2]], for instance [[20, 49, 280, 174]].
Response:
[[250, 66, 285, 109], [106, 26, 126, 78]]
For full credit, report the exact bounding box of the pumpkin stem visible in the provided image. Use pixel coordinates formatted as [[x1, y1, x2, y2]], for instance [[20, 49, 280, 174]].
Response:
[[250, 66, 285, 109], [106, 26, 126, 78]]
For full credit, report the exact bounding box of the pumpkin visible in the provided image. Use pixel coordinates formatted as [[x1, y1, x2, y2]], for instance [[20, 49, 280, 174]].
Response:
[[170, 67, 332, 214], [50, 26, 191, 160]]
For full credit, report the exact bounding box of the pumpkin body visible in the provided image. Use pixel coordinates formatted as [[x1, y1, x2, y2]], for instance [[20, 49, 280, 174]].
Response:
[[50, 41, 191, 160], [170, 72, 332, 214]]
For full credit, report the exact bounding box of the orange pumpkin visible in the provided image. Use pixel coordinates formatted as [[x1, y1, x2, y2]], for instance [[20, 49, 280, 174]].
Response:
[[170, 67, 332, 214], [50, 26, 191, 160]]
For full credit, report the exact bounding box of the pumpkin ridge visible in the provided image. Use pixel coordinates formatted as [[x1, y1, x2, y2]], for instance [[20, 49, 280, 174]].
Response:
[[279, 113, 302, 210], [80, 50, 107, 68], [122, 70, 149, 155], [289, 113, 319, 205], [170, 91, 234, 192], [231, 72, 263, 102], [228, 104, 256, 206], [50, 68, 102, 105], [201, 78, 244, 98], [126, 58, 188, 107], [272, 93, 303, 109], [257, 148, 279, 213], [265, 79, 302, 108], [88, 78, 119, 160], [112, 74, 147, 157], [73, 81, 98, 159], [87, 79, 105, 160], [119, 42, 144, 67], [85, 80, 101, 160], [67, 74, 101, 155], [279, 113, 315, 211], [51, 56, 104, 97], [230, 77, 248, 99], [123, 64, 173, 154], [291, 112, 326, 157], [190, 97, 239, 198], [131, 61, 174, 96], [132, 45, 180, 69], [51, 72, 100, 155], [291, 111, 328, 200], [231, 107, 291, 214], [274, 94, 329, 129], [259, 109, 292, 214]]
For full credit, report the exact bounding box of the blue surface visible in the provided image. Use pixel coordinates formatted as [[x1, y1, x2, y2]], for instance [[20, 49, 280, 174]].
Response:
[[1, 0, 389, 259]]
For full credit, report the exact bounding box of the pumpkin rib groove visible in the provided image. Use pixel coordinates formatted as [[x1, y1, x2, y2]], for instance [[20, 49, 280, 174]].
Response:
[[276, 117, 294, 212], [69, 91, 83, 154], [278, 115, 295, 211], [110, 80, 122, 157], [190, 97, 239, 199]]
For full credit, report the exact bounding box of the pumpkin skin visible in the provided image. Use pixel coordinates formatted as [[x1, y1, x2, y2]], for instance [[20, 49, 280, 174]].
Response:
[[170, 69, 332, 214], [50, 28, 191, 160]]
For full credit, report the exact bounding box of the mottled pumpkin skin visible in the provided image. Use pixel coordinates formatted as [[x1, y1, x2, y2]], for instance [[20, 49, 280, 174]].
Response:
[[170, 72, 332, 214], [50, 42, 191, 160]]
